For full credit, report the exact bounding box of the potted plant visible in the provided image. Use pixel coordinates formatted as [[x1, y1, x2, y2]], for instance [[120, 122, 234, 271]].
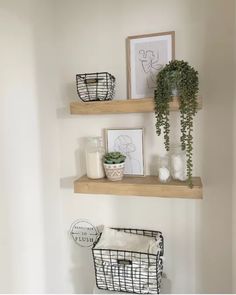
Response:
[[103, 152, 126, 181], [154, 60, 199, 187]]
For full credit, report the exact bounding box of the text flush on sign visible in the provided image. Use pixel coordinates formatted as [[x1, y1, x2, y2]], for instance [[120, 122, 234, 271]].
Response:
[[70, 219, 99, 247]]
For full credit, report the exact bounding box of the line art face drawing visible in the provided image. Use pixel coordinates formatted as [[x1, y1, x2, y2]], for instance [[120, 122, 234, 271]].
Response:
[[138, 49, 163, 89], [127, 32, 174, 99], [113, 135, 141, 175], [106, 129, 144, 176]]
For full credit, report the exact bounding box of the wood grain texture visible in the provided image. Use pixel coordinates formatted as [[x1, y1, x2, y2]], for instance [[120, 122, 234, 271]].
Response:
[[74, 175, 203, 199], [70, 97, 202, 115]]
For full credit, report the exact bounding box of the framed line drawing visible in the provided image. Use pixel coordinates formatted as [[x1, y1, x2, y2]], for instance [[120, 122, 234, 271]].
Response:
[[127, 31, 175, 99], [105, 128, 144, 176]]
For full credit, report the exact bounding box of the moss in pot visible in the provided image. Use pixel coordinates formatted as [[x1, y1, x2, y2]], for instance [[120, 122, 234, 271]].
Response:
[[103, 152, 126, 181]]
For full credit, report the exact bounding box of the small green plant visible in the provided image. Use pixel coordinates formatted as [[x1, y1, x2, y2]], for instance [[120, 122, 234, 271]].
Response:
[[154, 60, 199, 187], [103, 152, 126, 164]]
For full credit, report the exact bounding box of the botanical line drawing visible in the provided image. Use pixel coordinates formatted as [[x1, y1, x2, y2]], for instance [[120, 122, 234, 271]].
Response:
[[113, 135, 141, 175], [138, 49, 163, 89]]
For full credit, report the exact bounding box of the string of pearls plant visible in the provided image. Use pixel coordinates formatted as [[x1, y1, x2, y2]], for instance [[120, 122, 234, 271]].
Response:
[[154, 60, 199, 187]]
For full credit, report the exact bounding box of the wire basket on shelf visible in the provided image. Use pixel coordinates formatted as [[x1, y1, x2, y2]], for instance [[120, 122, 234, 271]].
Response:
[[92, 228, 164, 294], [76, 72, 115, 102]]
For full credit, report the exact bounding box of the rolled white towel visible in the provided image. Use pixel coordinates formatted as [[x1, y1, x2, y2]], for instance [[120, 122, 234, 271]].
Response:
[[171, 154, 184, 171], [173, 170, 187, 181], [158, 167, 170, 182], [148, 237, 162, 254]]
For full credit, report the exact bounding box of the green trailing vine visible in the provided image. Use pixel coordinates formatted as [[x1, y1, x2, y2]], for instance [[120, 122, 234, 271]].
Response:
[[154, 60, 199, 187]]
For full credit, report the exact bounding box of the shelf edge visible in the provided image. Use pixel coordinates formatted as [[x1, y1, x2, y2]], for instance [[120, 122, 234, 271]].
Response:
[[70, 97, 203, 115], [74, 175, 203, 199]]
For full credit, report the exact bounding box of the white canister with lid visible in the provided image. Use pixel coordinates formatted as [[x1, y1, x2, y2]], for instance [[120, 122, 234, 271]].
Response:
[[170, 144, 187, 181], [85, 137, 105, 179], [158, 155, 171, 183]]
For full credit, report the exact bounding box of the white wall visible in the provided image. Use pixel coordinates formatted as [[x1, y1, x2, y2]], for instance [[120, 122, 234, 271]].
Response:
[[0, 0, 235, 293], [57, 0, 234, 293], [0, 0, 65, 292], [0, 1, 45, 291]]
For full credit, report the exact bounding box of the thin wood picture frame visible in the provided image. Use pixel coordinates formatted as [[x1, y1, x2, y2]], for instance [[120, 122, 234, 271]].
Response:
[[104, 128, 145, 177], [126, 31, 175, 99]]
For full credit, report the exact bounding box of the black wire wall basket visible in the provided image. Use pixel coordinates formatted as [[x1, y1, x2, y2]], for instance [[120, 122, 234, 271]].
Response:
[[92, 228, 164, 294], [76, 72, 115, 102]]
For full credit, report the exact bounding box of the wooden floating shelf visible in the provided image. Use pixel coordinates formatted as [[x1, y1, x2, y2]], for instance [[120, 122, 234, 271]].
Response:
[[74, 175, 203, 199], [70, 97, 202, 115]]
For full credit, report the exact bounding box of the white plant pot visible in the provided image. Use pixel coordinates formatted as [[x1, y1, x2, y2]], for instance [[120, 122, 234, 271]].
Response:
[[103, 162, 125, 181]]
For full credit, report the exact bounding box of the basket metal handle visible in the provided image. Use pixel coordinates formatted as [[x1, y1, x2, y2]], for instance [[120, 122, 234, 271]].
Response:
[[117, 259, 132, 265], [84, 78, 103, 84]]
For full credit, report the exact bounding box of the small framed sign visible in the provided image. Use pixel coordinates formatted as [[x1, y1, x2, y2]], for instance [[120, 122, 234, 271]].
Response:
[[70, 219, 99, 247]]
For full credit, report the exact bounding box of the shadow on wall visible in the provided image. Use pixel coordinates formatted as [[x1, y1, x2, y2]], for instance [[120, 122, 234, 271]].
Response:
[[56, 82, 77, 119], [70, 243, 95, 293], [161, 276, 172, 294], [194, 0, 234, 293], [60, 137, 87, 189], [58, 82, 87, 189]]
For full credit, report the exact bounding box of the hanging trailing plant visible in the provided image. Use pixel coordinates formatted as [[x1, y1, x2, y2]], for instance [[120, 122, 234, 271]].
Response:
[[154, 60, 199, 187]]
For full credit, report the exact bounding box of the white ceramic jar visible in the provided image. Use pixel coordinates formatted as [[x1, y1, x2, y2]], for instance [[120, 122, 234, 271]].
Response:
[[85, 137, 105, 179]]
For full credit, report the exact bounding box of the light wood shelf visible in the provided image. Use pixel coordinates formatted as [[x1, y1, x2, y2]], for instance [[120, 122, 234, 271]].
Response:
[[74, 175, 203, 199], [70, 97, 202, 115]]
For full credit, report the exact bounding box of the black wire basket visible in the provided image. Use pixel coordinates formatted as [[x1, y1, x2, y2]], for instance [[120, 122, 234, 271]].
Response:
[[76, 72, 115, 102], [92, 228, 164, 294]]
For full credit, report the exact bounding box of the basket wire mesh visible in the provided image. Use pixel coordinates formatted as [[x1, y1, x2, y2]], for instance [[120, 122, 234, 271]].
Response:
[[92, 228, 164, 294], [76, 72, 115, 102]]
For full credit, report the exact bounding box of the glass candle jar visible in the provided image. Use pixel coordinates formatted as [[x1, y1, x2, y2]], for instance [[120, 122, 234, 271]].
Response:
[[158, 155, 170, 183], [170, 144, 187, 181], [85, 137, 105, 179]]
